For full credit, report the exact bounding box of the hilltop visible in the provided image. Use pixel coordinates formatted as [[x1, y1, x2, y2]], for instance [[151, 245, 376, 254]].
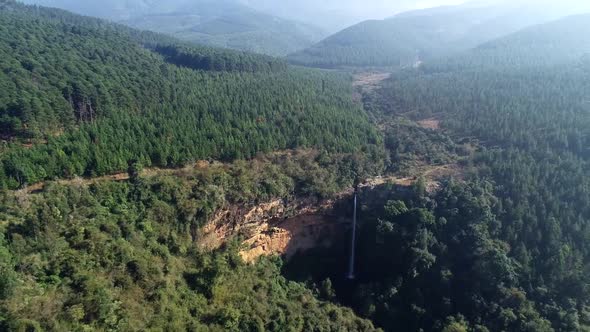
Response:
[[288, 1, 590, 68]]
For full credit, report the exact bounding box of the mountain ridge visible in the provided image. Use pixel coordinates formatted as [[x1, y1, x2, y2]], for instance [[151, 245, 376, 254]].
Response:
[[423, 13, 590, 72], [288, 1, 590, 68], [20, 0, 326, 56]]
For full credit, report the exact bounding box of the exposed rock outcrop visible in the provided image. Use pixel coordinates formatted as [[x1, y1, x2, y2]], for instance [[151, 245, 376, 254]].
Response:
[[199, 197, 348, 262]]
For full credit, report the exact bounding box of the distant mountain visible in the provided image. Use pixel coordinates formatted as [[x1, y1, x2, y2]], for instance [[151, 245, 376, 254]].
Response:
[[20, 0, 162, 20], [20, 0, 326, 56], [239, 0, 471, 35], [122, 2, 325, 56], [288, 0, 590, 68], [239, 0, 393, 34], [424, 14, 590, 72]]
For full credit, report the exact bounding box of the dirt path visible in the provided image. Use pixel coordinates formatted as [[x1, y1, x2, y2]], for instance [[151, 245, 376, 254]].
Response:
[[16, 71, 431, 196], [16, 163, 208, 195], [360, 164, 462, 192], [18, 173, 130, 194]]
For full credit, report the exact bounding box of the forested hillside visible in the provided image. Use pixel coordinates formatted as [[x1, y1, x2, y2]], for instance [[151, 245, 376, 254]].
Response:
[[377, 59, 589, 331], [425, 14, 590, 71], [288, 1, 589, 68], [123, 5, 324, 57], [2, 0, 590, 331], [287, 48, 590, 331], [0, 152, 382, 331], [0, 0, 379, 189], [0, 1, 385, 330]]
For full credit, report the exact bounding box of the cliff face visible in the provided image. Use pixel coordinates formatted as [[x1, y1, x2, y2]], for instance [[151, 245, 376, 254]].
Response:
[[240, 213, 347, 262], [198, 167, 458, 262], [199, 197, 348, 262]]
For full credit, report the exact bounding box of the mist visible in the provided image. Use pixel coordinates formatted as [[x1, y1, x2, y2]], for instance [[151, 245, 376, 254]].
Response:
[[21, 0, 590, 34], [21, 0, 470, 29], [240, 0, 469, 31]]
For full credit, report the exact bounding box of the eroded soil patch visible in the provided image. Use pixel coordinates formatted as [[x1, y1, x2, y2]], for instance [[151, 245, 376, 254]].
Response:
[[417, 118, 441, 130]]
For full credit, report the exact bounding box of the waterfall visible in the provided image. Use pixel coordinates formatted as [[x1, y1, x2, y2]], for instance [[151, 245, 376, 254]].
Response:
[[347, 192, 357, 280]]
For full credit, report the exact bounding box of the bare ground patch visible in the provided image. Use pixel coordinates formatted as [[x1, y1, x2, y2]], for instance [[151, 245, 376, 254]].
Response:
[[417, 118, 441, 130], [361, 163, 464, 193], [353, 72, 391, 92]]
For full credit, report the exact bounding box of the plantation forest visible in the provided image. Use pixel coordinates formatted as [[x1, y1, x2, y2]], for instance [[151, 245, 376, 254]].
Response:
[[1, 0, 590, 331]]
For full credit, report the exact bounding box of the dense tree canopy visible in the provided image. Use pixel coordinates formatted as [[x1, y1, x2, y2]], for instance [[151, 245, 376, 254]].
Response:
[[424, 14, 590, 72], [286, 46, 590, 332], [0, 0, 380, 189], [361, 54, 590, 330], [0, 152, 382, 331], [2, 0, 590, 331]]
